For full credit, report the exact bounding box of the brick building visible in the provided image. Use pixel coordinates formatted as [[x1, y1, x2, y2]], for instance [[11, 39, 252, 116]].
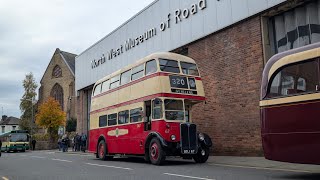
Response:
[[39, 48, 77, 123], [75, 0, 320, 155]]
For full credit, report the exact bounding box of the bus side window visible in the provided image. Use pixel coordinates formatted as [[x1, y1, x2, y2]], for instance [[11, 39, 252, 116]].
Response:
[[130, 108, 143, 123], [145, 60, 157, 75], [152, 98, 163, 119], [93, 83, 102, 96], [101, 80, 110, 93], [132, 64, 144, 81], [108, 113, 117, 126], [99, 115, 108, 127], [110, 75, 120, 89], [120, 70, 131, 85], [268, 59, 319, 98], [118, 110, 129, 124]]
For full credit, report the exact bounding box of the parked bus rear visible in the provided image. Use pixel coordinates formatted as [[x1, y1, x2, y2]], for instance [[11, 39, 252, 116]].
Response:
[[260, 43, 320, 164]]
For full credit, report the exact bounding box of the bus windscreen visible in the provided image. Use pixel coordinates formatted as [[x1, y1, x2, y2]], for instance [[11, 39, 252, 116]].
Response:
[[10, 134, 28, 142]]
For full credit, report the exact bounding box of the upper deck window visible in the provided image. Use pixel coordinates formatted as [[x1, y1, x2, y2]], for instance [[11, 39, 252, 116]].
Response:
[[164, 99, 184, 121], [93, 84, 101, 96], [101, 80, 110, 93], [159, 59, 180, 73], [146, 60, 157, 75], [181, 62, 199, 76], [268, 59, 319, 98], [120, 70, 131, 85], [132, 64, 144, 81], [110, 75, 120, 89]]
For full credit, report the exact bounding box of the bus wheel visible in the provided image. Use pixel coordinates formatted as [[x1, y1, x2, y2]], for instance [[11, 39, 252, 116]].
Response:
[[98, 140, 107, 160], [97, 140, 113, 161], [149, 138, 165, 165], [193, 147, 209, 163]]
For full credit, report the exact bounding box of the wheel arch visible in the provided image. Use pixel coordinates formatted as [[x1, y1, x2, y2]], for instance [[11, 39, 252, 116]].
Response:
[[96, 135, 107, 154], [144, 132, 168, 154]]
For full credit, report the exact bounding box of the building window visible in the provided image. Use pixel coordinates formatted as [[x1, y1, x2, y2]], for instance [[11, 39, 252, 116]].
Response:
[[52, 65, 62, 78], [268, 1, 320, 56], [51, 83, 64, 110], [1, 126, 4, 133], [175, 47, 189, 56], [12, 126, 16, 131]]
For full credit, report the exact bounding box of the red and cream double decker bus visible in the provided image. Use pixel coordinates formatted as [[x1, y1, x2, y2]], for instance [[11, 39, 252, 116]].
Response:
[[260, 43, 320, 164], [89, 52, 212, 165]]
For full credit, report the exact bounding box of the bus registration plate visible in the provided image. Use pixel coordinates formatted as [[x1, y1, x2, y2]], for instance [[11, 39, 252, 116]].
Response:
[[183, 149, 196, 154]]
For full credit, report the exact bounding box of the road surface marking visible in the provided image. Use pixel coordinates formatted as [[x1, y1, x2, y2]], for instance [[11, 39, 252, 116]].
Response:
[[163, 173, 215, 180], [30, 156, 45, 159], [209, 163, 312, 173], [2, 177, 9, 180], [86, 163, 133, 170], [51, 158, 72, 163]]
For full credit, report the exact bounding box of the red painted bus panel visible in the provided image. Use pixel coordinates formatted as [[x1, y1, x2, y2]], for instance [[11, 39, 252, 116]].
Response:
[[261, 100, 320, 164], [89, 120, 181, 155]]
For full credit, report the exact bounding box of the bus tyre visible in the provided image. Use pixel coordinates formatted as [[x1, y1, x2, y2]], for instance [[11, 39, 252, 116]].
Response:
[[149, 138, 166, 165], [98, 140, 108, 161], [193, 147, 209, 163]]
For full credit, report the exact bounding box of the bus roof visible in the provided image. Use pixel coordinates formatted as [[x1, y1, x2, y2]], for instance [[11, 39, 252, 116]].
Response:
[[261, 42, 320, 100], [95, 52, 196, 85]]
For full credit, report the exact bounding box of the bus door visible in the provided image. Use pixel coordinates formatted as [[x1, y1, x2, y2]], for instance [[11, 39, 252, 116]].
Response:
[[144, 100, 152, 131]]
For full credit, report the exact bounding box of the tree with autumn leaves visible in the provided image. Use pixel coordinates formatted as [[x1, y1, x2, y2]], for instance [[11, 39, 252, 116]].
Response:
[[36, 97, 66, 142]]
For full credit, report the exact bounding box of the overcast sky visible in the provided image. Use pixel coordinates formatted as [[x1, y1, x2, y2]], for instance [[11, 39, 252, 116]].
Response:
[[0, 0, 154, 118]]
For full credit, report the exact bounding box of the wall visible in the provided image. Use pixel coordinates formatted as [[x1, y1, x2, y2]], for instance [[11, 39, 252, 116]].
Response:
[[185, 16, 264, 155], [1, 125, 19, 134], [39, 49, 76, 119], [75, 0, 286, 92]]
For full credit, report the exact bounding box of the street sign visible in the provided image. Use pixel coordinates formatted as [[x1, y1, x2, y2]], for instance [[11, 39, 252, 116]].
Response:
[[58, 126, 64, 136]]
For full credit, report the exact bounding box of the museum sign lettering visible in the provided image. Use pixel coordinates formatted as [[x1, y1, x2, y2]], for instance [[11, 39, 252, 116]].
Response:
[[91, 0, 207, 69]]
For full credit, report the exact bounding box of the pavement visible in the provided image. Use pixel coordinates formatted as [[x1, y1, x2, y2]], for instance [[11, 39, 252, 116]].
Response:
[[0, 149, 319, 180], [57, 149, 320, 173]]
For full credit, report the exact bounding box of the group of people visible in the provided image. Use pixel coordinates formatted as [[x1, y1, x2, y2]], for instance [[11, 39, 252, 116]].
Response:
[[58, 133, 87, 152]]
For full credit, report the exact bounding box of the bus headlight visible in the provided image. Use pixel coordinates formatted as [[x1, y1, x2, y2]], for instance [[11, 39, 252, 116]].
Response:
[[171, 135, 176, 141], [198, 133, 205, 141]]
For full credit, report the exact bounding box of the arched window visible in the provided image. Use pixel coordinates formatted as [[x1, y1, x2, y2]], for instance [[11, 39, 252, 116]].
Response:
[[52, 65, 62, 78], [51, 83, 64, 110]]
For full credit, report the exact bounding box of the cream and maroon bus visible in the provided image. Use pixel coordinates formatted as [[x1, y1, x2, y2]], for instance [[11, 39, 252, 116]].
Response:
[[260, 43, 320, 164], [89, 52, 212, 165]]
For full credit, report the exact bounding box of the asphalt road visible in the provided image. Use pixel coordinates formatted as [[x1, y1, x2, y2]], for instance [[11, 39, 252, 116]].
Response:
[[0, 151, 319, 180]]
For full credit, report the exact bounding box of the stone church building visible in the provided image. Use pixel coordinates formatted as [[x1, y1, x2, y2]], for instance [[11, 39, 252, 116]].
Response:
[[38, 48, 77, 121]]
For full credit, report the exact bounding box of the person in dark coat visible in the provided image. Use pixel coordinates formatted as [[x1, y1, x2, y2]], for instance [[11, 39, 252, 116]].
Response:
[[31, 139, 37, 151], [76, 133, 81, 152], [81, 133, 87, 152], [0, 139, 2, 157]]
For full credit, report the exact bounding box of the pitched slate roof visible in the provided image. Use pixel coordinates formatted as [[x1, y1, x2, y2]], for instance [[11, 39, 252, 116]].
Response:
[[40, 48, 77, 83], [0, 116, 20, 125], [60, 50, 77, 75]]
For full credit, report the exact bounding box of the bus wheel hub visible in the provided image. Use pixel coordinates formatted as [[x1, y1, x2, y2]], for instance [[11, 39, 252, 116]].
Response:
[[151, 143, 159, 160]]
